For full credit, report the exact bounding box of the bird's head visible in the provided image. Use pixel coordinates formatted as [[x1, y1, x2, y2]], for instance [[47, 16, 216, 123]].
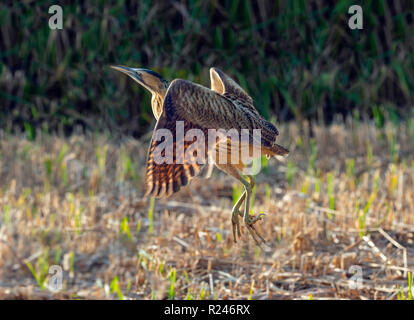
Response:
[[110, 66, 169, 96]]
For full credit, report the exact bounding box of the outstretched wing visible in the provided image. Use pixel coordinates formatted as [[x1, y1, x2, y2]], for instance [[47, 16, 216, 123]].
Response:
[[145, 111, 208, 198], [164, 79, 279, 147], [144, 78, 284, 197], [144, 79, 232, 197]]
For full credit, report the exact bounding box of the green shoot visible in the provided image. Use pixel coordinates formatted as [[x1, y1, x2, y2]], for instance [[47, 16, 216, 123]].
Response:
[[168, 268, 176, 300], [136, 219, 141, 235], [286, 160, 296, 186], [121, 216, 132, 240], [199, 286, 206, 300], [248, 280, 254, 300], [110, 277, 124, 300]]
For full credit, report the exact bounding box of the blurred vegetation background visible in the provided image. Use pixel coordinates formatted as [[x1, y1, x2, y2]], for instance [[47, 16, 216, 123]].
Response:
[[0, 0, 413, 138]]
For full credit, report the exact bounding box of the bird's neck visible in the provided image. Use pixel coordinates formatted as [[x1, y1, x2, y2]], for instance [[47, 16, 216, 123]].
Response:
[[151, 93, 164, 120]]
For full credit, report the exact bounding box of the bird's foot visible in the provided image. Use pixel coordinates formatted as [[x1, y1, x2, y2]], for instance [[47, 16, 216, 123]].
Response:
[[246, 212, 266, 224], [232, 211, 268, 246], [245, 213, 268, 247]]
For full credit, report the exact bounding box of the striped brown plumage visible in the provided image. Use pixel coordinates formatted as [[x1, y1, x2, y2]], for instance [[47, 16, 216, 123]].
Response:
[[144, 68, 288, 199], [145, 112, 209, 198]]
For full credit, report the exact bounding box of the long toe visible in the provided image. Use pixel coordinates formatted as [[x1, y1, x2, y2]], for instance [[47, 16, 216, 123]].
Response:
[[249, 224, 267, 245], [232, 223, 237, 243], [231, 214, 241, 243], [247, 213, 266, 225], [245, 225, 261, 245]]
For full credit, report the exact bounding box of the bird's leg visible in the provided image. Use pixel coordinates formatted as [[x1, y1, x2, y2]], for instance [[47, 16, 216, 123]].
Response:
[[214, 163, 265, 244], [231, 190, 246, 242], [231, 175, 255, 242], [214, 163, 246, 243], [242, 175, 267, 245], [231, 175, 266, 244], [246, 175, 266, 226]]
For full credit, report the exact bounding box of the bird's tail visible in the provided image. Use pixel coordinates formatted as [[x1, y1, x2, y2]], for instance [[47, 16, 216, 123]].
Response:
[[262, 143, 289, 157]]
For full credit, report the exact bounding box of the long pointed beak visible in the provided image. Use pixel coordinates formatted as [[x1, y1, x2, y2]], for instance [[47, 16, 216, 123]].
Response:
[[110, 65, 143, 82]]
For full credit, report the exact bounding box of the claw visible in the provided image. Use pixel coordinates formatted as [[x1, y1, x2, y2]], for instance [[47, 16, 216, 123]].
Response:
[[244, 213, 267, 246]]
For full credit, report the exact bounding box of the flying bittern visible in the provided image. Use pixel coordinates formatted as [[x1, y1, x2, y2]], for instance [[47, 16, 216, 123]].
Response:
[[111, 66, 289, 245]]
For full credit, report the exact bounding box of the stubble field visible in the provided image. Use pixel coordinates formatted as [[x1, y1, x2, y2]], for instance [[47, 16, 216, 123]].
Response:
[[0, 119, 413, 300]]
